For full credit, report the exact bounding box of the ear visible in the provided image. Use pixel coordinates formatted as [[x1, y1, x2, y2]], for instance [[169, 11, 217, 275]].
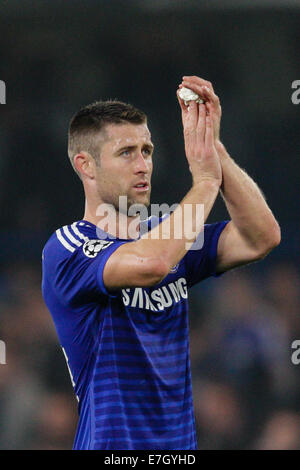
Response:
[[74, 152, 96, 179]]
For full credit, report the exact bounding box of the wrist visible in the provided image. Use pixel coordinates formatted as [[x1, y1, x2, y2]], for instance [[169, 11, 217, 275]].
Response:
[[192, 177, 221, 191]]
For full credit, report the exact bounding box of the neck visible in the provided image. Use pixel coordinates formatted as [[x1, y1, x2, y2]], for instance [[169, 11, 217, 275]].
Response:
[[83, 200, 141, 240]]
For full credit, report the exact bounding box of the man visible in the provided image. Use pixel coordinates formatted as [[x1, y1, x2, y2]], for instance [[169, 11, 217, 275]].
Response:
[[42, 75, 280, 450]]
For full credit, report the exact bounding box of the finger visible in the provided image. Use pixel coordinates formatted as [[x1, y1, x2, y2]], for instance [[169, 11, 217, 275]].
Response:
[[181, 80, 205, 102], [176, 89, 189, 117], [177, 88, 199, 139], [182, 81, 220, 109], [177, 88, 197, 131], [182, 78, 220, 110], [205, 101, 221, 139], [204, 113, 214, 148], [200, 86, 221, 111], [184, 100, 198, 135], [197, 103, 206, 143], [182, 76, 214, 92]]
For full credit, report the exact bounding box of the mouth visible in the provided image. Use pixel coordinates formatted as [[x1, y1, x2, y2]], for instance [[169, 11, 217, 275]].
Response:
[[133, 182, 149, 192]]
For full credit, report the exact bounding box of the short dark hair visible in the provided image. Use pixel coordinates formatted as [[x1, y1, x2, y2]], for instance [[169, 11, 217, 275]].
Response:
[[68, 100, 147, 176]]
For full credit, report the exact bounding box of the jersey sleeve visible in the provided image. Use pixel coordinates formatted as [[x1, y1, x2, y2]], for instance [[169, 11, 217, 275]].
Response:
[[184, 221, 229, 287], [43, 237, 128, 307]]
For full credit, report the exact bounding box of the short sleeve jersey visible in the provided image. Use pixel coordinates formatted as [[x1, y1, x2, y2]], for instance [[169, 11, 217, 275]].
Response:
[[42, 218, 228, 450]]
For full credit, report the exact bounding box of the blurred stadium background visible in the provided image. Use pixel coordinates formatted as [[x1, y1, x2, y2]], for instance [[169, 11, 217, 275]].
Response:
[[0, 0, 299, 449]]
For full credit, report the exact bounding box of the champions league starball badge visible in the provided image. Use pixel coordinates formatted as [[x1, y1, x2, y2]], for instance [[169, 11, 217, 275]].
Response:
[[83, 239, 113, 258]]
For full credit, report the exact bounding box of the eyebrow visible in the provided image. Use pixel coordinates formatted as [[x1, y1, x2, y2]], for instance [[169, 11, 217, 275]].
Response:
[[117, 143, 154, 152]]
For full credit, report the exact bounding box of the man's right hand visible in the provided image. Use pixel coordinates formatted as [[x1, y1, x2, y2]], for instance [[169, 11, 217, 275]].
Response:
[[177, 88, 222, 187]]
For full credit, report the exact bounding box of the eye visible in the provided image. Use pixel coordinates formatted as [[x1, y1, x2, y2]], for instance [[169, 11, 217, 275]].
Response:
[[120, 149, 131, 157], [142, 148, 152, 157]]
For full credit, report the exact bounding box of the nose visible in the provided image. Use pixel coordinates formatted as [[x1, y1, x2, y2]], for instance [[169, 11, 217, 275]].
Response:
[[133, 152, 149, 175]]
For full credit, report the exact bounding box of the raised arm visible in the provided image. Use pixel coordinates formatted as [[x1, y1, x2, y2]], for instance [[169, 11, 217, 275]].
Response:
[[181, 76, 281, 273], [103, 94, 222, 290]]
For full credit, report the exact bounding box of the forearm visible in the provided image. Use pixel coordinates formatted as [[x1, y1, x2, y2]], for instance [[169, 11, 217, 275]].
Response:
[[137, 179, 220, 270], [216, 140, 281, 250]]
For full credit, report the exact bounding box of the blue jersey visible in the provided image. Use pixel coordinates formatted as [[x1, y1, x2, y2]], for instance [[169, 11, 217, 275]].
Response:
[[42, 217, 228, 450]]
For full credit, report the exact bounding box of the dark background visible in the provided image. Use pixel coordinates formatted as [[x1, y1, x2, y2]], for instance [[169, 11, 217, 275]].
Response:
[[0, 0, 299, 449]]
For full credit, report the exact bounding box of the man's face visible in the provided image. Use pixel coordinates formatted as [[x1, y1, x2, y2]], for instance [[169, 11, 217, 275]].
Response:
[[94, 122, 154, 212]]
